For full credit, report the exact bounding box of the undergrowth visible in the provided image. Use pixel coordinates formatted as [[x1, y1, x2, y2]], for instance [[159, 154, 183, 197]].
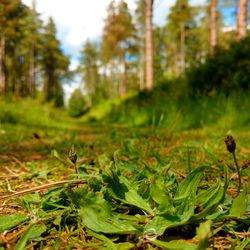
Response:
[[0, 132, 249, 249]]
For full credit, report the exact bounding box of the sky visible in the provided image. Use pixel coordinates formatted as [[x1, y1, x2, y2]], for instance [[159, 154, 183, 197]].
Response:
[[21, 0, 205, 99]]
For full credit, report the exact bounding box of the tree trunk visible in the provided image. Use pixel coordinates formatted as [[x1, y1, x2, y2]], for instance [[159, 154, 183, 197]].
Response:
[[139, 44, 145, 90], [180, 22, 186, 73], [0, 36, 6, 94], [29, 45, 35, 98], [210, 0, 217, 56], [237, 0, 248, 40], [145, 0, 154, 91], [118, 55, 126, 97]]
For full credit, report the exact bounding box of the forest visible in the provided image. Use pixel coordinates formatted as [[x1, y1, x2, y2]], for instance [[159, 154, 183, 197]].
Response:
[[0, 0, 249, 249]]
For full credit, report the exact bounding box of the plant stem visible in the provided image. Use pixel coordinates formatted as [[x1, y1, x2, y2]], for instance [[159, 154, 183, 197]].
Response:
[[232, 151, 241, 195], [0, 179, 86, 201]]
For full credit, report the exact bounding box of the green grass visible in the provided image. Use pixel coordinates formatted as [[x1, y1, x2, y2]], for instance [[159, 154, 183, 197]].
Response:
[[82, 85, 250, 133], [0, 97, 249, 249]]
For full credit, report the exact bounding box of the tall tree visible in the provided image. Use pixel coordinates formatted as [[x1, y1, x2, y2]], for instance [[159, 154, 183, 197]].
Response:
[[79, 40, 100, 106], [41, 17, 69, 106], [102, 0, 136, 97], [210, 0, 217, 55], [0, 0, 20, 94], [236, 0, 248, 40], [135, 0, 146, 90], [145, 0, 154, 90], [166, 0, 194, 75]]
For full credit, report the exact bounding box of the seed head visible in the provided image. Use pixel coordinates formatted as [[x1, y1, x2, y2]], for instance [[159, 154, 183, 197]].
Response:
[[224, 135, 236, 153], [68, 145, 77, 164]]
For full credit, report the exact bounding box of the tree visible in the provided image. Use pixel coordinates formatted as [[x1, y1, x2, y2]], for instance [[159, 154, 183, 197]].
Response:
[[145, 0, 154, 90], [79, 40, 100, 106], [67, 88, 88, 117], [236, 0, 248, 40], [101, 0, 136, 97], [210, 0, 217, 55], [166, 0, 195, 75], [41, 17, 69, 106], [135, 0, 146, 90], [0, 0, 20, 94]]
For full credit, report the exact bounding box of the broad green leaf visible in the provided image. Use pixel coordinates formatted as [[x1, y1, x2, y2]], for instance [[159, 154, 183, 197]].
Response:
[[150, 177, 175, 207], [191, 165, 228, 221], [230, 184, 248, 217], [151, 239, 197, 250], [176, 166, 206, 198], [103, 168, 153, 214], [79, 208, 137, 234], [145, 198, 195, 236], [78, 195, 137, 234], [195, 220, 212, 249], [87, 229, 135, 250], [191, 184, 223, 221], [0, 214, 28, 233], [15, 224, 47, 250], [87, 229, 117, 250]]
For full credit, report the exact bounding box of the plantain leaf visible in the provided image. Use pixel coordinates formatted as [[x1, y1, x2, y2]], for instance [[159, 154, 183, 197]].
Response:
[[103, 168, 153, 214], [0, 214, 28, 233], [176, 166, 206, 199], [151, 239, 197, 250], [15, 224, 46, 250], [191, 165, 228, 221], [78, 194, 137, 234], [195, 220, 212, 249], [145, 196, 195, 236], [230, 184, 248, 217]]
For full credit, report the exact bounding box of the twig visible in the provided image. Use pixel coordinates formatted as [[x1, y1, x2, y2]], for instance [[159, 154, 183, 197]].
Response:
[[0, 179, 86, 201], [12, 156, 28, 171]]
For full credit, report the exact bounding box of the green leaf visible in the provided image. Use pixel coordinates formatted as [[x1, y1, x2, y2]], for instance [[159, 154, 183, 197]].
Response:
[[230, 184, 248, 217], [235, 238, 250, 250], [145, 197, 195, 236], [103, 168, 153, 214], [195, 220, 212, 249], [78, 195, 137, 234], [15, 224, 47, 250], [176, 166, 206, 198], [192, 165, 228, 221], [151, 239, 197, 250], [0, 214, 28, 233]]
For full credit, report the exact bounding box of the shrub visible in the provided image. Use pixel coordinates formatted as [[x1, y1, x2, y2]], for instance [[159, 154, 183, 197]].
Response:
[[187, 36, 250, 96], [67, 88, 88, 117]]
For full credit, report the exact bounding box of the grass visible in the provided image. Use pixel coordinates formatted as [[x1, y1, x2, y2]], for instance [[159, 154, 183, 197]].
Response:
[[0, 97, 249, 249]]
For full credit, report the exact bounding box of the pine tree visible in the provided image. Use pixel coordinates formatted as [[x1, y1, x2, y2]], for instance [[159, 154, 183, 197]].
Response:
[[166, 0, 196, 75], [41, 17, 69, 106], [236, 0, 248, 40], [101, 0, 136, 97], [79, 40, 100, 106], [0, 0, 20, 94], [145, 0, 154, 90], [210, 0, 217, 55], [135, 0, 146, 90]]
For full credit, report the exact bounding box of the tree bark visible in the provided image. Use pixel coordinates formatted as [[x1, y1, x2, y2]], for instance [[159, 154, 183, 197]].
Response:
[[180, 22, 186, 73], [237, 0, 248, 40], [210, 0, 217, 56], [118, 54, 126, 97], [0, 36, 6, 94], [145, 0, 154, 91], [29, 45, 35, 98]]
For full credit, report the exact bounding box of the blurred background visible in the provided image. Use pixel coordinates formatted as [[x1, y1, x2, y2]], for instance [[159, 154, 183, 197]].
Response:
[[0, 0, 249, 131]]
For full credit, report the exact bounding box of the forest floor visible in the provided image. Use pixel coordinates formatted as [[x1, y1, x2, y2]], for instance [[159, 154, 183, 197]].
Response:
[[0, 122, 249, 249]]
